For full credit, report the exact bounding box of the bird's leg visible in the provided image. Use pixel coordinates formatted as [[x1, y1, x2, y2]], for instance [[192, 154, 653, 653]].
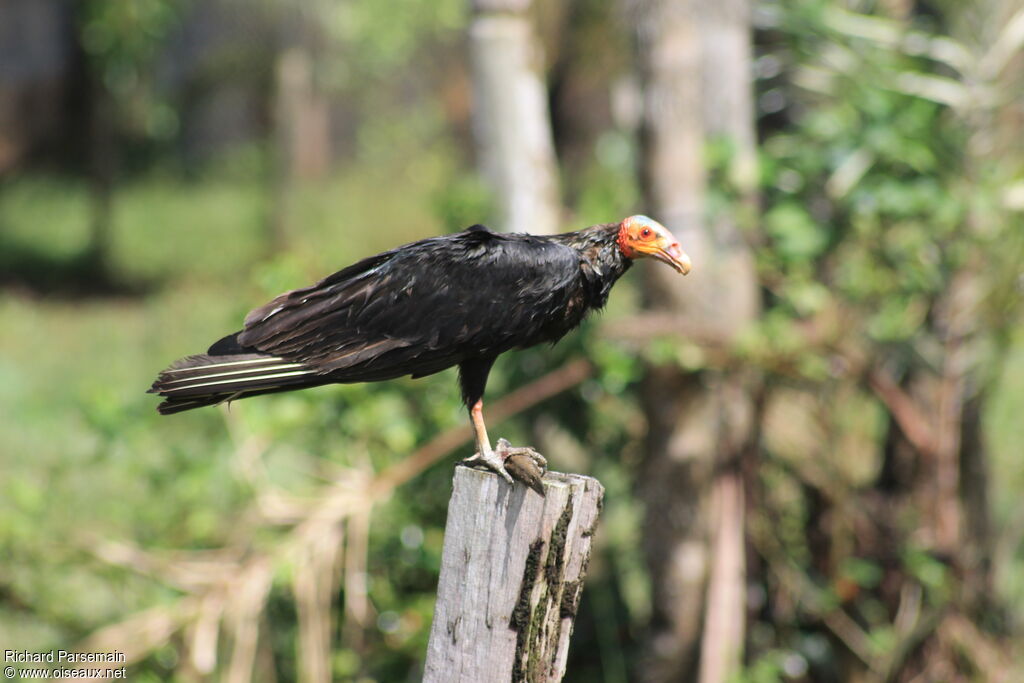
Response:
[[461, 398, 514, 484], [461, 399, 547, 494]]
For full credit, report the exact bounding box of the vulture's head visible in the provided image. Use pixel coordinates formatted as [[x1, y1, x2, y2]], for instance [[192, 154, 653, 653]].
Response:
[[616, 215, 692, 275]]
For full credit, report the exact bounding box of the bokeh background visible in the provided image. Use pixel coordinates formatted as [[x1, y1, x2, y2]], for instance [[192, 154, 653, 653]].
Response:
[[1, 0, 1023, 681]]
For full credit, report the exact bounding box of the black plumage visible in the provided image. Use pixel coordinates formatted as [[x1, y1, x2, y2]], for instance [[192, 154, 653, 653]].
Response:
[[150, 216, 690, 487]]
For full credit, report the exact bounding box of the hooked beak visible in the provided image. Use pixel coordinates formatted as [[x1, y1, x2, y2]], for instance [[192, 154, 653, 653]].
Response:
[[654, 241, 692, 275]]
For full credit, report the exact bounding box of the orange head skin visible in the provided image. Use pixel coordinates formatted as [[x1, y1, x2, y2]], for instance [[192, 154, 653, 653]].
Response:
[[616, 215, 692, 275]]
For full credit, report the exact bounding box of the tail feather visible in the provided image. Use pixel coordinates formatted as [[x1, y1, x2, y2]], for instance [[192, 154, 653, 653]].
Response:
[[150, 352, 322, 414]]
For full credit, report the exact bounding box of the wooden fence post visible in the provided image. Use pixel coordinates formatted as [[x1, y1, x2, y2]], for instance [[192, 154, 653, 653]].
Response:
[[424, 466, 605, 682]]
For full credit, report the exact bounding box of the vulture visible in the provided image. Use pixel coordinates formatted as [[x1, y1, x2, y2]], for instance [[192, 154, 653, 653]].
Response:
[[149, 215, 691, 491]]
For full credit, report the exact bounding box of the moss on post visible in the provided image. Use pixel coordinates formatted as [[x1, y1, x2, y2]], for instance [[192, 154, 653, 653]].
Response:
[[424, 467, 604, 682]]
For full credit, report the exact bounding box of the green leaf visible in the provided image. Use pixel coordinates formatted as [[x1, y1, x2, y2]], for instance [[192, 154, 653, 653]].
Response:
[[765, 202, 829, 262]]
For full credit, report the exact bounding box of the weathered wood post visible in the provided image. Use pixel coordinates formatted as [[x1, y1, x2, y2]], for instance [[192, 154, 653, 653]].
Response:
[[424, 466, 604, 682]]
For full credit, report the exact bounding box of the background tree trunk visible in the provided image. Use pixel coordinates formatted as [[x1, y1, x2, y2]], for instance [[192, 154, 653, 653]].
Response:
[[468, 0, 561, 235], [628, 0, 759, 680], [269, 4, 331, 251], [934, 0, 1022, 612], [68, 1, 115, 279]]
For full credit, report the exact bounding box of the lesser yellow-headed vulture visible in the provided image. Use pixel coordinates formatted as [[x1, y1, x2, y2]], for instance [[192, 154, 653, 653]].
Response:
[[149, 215, 691, 490]]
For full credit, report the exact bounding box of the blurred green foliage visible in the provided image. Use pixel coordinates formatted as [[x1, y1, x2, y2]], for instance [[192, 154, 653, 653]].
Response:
[[75, 0, 183, 143], [731, 1, 1024, 678], [1, 0, 1023, 681]]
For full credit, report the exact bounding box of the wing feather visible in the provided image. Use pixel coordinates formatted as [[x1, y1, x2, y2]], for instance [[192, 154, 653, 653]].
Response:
[[236, 227, 584, 381]]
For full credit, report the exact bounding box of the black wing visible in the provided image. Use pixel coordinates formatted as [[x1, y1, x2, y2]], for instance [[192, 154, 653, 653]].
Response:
[[234, 227, 584, 382]]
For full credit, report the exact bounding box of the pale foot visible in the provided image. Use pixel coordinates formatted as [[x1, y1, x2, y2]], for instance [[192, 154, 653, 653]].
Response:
[[461, 438, 547, 495]]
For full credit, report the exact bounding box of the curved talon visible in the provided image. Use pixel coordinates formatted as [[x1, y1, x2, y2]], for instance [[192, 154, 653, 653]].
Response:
[[461, 448, 515, 484], [461, 439, 547, 494]]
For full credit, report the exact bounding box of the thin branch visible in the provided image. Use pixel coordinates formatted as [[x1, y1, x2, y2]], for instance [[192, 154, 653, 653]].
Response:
[[823, 7, 975, 73], [940, 614, 1012, 682], [867, 369, 939, 459], [75, 598, 202, 677], [88, 537, 242, 593], [189, 591, 225, 675], [341, 508, 373, 651], [978, 6, 1024, 81], [225, 559, 274, 683], [698, 471, 746, 683], [294, 524, 343, 683], [602, 314, 733, 348]]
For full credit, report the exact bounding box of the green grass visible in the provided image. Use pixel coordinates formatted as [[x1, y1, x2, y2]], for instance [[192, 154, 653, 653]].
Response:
[[0, 162, 467, 647]]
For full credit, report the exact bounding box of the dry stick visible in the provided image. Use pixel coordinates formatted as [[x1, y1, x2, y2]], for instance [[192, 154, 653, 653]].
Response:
[[341, 506, 372, 651], [698, 471, 746, 683], [933, 277, 970, 553], [866, 369, 939, 459]]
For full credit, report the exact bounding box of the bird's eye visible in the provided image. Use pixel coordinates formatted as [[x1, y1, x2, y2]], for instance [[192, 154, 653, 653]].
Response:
[[641, 227, 652, 239]]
